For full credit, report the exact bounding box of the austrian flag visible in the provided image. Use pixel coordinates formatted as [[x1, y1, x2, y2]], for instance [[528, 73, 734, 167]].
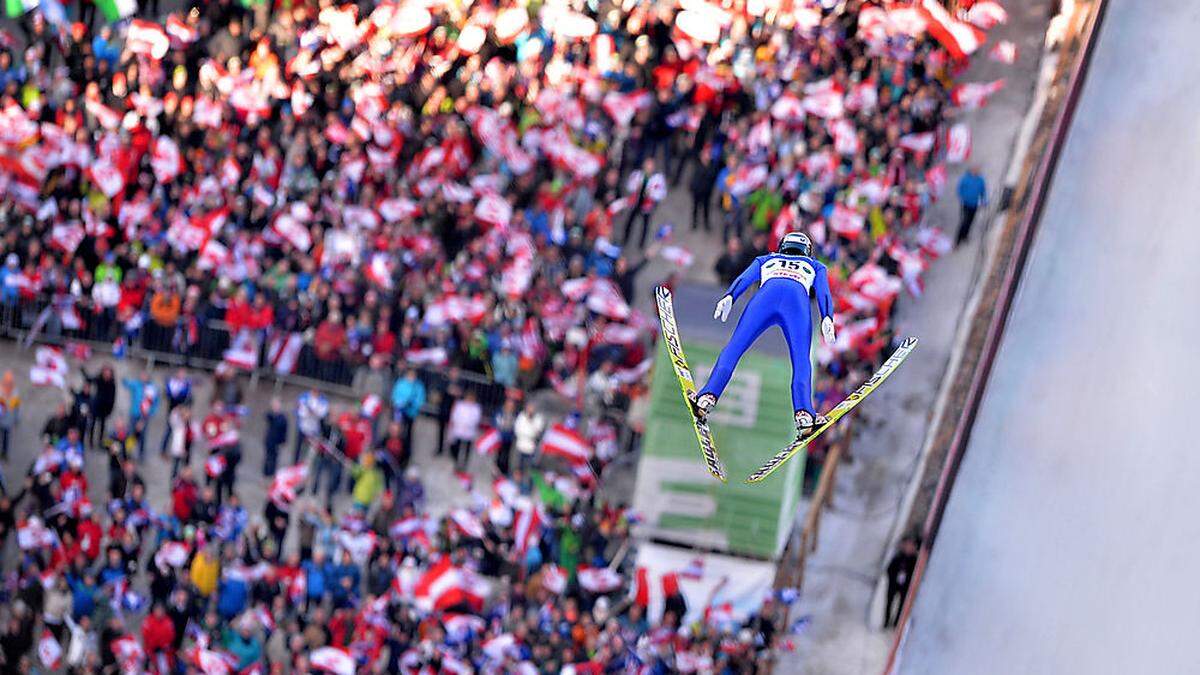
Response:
[[540, 423, 593, 466], [413, 557, 488, 613], [475, 427, 501, 456]]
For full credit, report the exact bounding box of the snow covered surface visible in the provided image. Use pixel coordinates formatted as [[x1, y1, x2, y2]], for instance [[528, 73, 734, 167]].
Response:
[[899, 1, 1200, 672]]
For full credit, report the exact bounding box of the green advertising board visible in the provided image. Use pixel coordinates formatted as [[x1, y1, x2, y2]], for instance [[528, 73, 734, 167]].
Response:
[[632, 338, 804, 559]]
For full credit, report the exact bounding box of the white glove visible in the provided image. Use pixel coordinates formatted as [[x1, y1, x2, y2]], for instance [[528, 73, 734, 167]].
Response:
[[714, 296, 734, 323], [821, 316, 836, 344]]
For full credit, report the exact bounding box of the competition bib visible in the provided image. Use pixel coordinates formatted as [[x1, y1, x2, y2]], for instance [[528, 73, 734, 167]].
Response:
[[760, 257, 815, 292]]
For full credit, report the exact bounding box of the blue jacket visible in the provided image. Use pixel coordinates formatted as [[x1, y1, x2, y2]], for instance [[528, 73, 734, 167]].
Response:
[[217, 577, 249, 619], [122, 379, 159, 423], [264, 411, 288, 448], [957, 172, 987, 208], [302, 560, 327, 598], [390, 377, 426, 419]]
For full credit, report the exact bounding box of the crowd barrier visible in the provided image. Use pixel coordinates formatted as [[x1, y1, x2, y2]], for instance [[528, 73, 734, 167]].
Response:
[[0, 294, 508, 414]]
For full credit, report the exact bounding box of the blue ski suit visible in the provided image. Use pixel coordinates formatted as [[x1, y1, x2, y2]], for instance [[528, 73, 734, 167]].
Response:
[[698, 253, 834, 415]]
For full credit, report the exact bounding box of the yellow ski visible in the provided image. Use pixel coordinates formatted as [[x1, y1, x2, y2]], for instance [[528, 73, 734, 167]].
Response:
[[745, 337, 918, 483], [654, 286, 727, 482]]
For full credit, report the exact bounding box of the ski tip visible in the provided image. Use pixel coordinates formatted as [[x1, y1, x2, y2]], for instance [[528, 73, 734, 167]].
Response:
[[899, 336, 919, 349], [655, 285, 672, 300]]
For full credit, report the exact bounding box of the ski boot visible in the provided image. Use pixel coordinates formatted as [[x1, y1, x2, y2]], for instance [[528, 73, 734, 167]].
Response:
[[690, 392, 717, 422], [794, 410, 829, 442]]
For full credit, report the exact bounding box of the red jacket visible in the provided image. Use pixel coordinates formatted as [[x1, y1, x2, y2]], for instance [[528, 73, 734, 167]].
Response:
[[141, 612, 176, 654], [77, 518, 103, 561], [225, 299, 253, 333]]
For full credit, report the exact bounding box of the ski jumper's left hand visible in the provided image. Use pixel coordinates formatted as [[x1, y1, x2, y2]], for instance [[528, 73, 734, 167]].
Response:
[[821, 316, 836, 344]]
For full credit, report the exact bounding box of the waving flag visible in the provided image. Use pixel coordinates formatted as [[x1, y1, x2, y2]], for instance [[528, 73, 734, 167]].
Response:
[[413, 557, 488, 613], [919, 0, 984, 60], [828, 204, 865, 240], [450, 508, 486, 540], [989, 40, 1018, 64], [513, 498, 543, 556], [541, 564, 567, 594], [951, 79, 1006, 110], [126, 19, 169, 59], [309, 647, 355, 675], [945, 123, 972, 163], [541, 423, 592, 466], [475, 427, 501, 456], [222, 331, 259, 370], [578, 566, 622, 593], [266, 332, 303, 374], [966, 1, 1008, 29], [151, 136, 184, 182], [269, 465, 309, 506], [37, 630, 62, 670], [31, 346, 68, 388]]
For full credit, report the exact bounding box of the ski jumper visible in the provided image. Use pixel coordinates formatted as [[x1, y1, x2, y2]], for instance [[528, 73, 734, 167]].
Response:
[[698, 254, 834, 415]]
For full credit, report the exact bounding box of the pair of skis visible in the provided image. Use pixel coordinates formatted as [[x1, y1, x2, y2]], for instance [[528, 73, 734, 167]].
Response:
[[654, 286, 918, 484]]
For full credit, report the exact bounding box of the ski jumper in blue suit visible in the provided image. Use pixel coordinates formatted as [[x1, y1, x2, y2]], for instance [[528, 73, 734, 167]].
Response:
[[698, 253, 834, 415]]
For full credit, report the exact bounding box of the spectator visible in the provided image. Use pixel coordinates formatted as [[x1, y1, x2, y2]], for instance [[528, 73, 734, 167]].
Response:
[[690, 152, 720, 232], [514, 401, 547, 473], [0, 370, 19, 461], [956, 166, 988, 246], [294, 388, 328, 464], [714, 237, 747, 288], [622, 157, 668, 249], [447, 390, 482, 473], [262, 397, 288, 477], [350, 452, 385, 510], [390, 368, 426, 454], [884, 537, 920, 629]]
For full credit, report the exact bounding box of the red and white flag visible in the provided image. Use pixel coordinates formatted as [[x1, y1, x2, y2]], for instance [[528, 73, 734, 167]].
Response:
[[966, 1, 1008, 29], [271, 214, 312, 252], [945, 123, 972, 163], [378, 197, 419, 223], [920, 0, 984, 60], [205, 454, 227, 478], [165, 14, 198, 44], [829, 204, 865, 241], [541, 423, 592, 466], [31, 347, 68, 388], [475, 427, 501, 456], [474, 193, 512, 229], [218, 156, 241, 188], [126, 19, 170, 60], [577, 566, 622, 593], [198, 239, 229, 270], [770, 92, 805, 123], [269, 464, 309, 506], [926, 165, 948, 199], [152, 136, 184, 182], [450, 509, 485, 539], [223, 331, 259, 370], [513, 498, 543, 556], [50, 223, 85, 254], [898, 132, 936, 154], [309, 647, 356, 675], [542, 564, 567, 594], [267, 332, 303, 374], [989, 40, 1018, 64], [37, 630, 61, 670], [87, 157, 126, 198], [951, 79, 1006, 110], [413, 557, 488, 613]]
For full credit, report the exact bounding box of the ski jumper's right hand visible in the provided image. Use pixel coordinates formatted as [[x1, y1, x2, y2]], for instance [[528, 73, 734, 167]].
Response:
[[714, 296, 733, 322]]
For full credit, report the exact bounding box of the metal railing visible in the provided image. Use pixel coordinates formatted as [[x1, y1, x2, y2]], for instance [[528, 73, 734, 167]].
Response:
[[0, 294, 509, 414]]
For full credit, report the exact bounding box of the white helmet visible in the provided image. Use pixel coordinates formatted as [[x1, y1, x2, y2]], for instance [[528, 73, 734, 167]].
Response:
[[779, 231, 813, 257]]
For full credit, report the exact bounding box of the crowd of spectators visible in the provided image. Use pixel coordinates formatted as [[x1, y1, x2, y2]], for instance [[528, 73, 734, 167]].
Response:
[[0, 0, 1009, 670]]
